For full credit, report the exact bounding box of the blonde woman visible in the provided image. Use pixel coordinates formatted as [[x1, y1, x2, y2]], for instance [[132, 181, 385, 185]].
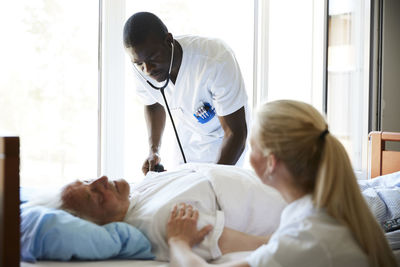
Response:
[[167, 100, 397, 267]]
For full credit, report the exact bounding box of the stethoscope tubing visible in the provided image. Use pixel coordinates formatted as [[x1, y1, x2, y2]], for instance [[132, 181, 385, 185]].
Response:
[[159, 87, 187, 163], [133, 40, 187, 164]]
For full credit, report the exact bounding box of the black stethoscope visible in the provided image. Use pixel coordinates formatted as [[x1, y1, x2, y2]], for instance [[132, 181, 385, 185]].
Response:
[[133, 40, 187, 164]]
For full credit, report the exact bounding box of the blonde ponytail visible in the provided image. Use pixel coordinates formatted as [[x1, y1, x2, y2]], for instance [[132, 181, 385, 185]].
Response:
[[315, 133, 396, 267], [254, 100, 396, 267]]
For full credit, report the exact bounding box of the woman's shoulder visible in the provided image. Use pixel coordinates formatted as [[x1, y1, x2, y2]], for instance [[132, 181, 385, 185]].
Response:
[[274, 209, 368, 266], [248, 217, 367, 267]]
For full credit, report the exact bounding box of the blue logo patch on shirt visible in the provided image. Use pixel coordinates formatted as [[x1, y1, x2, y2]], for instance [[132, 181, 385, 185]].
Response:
[[193, 102, 216, 124]]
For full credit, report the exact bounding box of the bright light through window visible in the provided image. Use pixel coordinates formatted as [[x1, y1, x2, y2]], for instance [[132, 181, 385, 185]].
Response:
[[0, 0, 99, 186], [265, 0, 323, 110]]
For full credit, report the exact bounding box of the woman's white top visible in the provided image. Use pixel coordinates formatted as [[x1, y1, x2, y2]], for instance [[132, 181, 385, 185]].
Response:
[[133, 35, 249, 165], [246, 195, 369, 267]]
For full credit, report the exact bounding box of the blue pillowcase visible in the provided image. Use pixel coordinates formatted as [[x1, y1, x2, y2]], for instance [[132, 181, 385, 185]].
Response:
[[20, 205, 154, 262]]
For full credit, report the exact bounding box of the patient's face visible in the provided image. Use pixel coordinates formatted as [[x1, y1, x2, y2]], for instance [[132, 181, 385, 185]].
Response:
[[61, 176, 130, 225]]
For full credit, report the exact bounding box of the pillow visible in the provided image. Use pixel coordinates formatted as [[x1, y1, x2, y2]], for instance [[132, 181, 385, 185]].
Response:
[[358, 171, 400, 190], [358, 171, 400, 223], [20, 205, 154, 262]]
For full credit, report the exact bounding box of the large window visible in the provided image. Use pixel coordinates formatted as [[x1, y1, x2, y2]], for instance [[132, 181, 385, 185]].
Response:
[[123, 0, 254, 183], [258, 0, 371, 178], [0, 1, 99, 186], [0, 0, 372, 186]]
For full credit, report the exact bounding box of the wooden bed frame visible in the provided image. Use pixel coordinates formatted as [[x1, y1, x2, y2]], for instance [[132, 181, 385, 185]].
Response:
[[369, 131, 400, 178], [0, 136, 20, 267], [1, 133, 399, 266]]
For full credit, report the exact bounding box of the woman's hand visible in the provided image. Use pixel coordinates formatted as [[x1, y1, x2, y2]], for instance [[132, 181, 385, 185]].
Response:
[[167, 203, 213, 247]]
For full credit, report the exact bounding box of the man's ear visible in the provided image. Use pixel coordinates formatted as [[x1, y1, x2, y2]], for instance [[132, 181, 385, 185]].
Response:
[[164, 33, 174, 47]]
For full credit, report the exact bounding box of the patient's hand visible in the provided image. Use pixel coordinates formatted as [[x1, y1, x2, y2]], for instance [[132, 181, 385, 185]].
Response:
[[167, 203, 213, 247]]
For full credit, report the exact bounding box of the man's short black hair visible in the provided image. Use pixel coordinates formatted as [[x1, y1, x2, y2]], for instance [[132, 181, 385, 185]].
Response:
[[123, 12, 169, 47]]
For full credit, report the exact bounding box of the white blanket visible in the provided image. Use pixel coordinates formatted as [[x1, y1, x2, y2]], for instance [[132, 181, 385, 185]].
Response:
[[125, 164, 286, 261], [181, 163, 286, 235]]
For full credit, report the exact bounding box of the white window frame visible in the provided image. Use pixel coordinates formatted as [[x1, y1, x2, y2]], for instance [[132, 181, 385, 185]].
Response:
[[253, 0, 270, 107], [99, 0, 126, 178]]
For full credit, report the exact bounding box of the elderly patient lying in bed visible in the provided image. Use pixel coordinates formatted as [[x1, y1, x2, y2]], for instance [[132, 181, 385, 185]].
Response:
[[38, 164, 286, 261]]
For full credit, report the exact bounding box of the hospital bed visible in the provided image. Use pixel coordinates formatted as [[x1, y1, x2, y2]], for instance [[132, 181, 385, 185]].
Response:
[[0, 137, 20, 267], [0, 133, 399, 266]]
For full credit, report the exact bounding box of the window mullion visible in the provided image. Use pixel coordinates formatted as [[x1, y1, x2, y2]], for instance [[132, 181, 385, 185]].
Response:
[[100, 0, 126, 178]]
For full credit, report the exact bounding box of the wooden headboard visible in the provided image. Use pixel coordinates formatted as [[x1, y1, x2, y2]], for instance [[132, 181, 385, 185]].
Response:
[[369, 131, 400, 178], [0, 136, 20, 267]]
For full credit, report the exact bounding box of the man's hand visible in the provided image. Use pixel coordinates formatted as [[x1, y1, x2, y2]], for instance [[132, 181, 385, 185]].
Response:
[[167, 203, 213, 247], [143, 103, 166, 175], [142, 152, 161, 175]]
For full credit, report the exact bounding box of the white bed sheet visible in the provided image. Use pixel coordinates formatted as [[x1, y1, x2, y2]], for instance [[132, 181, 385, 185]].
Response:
[[20, 250, 400, 266], [21, 251, 252, 267]]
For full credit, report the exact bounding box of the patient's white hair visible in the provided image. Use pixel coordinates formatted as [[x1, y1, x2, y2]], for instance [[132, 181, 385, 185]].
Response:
[[22, 188, 63, 209], [22, 184, 106, 224], [22, 185, 79, 218]]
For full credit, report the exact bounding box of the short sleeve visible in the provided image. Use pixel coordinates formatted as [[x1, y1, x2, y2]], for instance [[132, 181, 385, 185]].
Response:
[[130, 69, 157, 106], [210, 50, 248, 116], [246, 231, 328, 267]]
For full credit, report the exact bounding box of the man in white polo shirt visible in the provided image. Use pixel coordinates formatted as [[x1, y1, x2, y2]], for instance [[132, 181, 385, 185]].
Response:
[[123, 12, 249, 174]]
